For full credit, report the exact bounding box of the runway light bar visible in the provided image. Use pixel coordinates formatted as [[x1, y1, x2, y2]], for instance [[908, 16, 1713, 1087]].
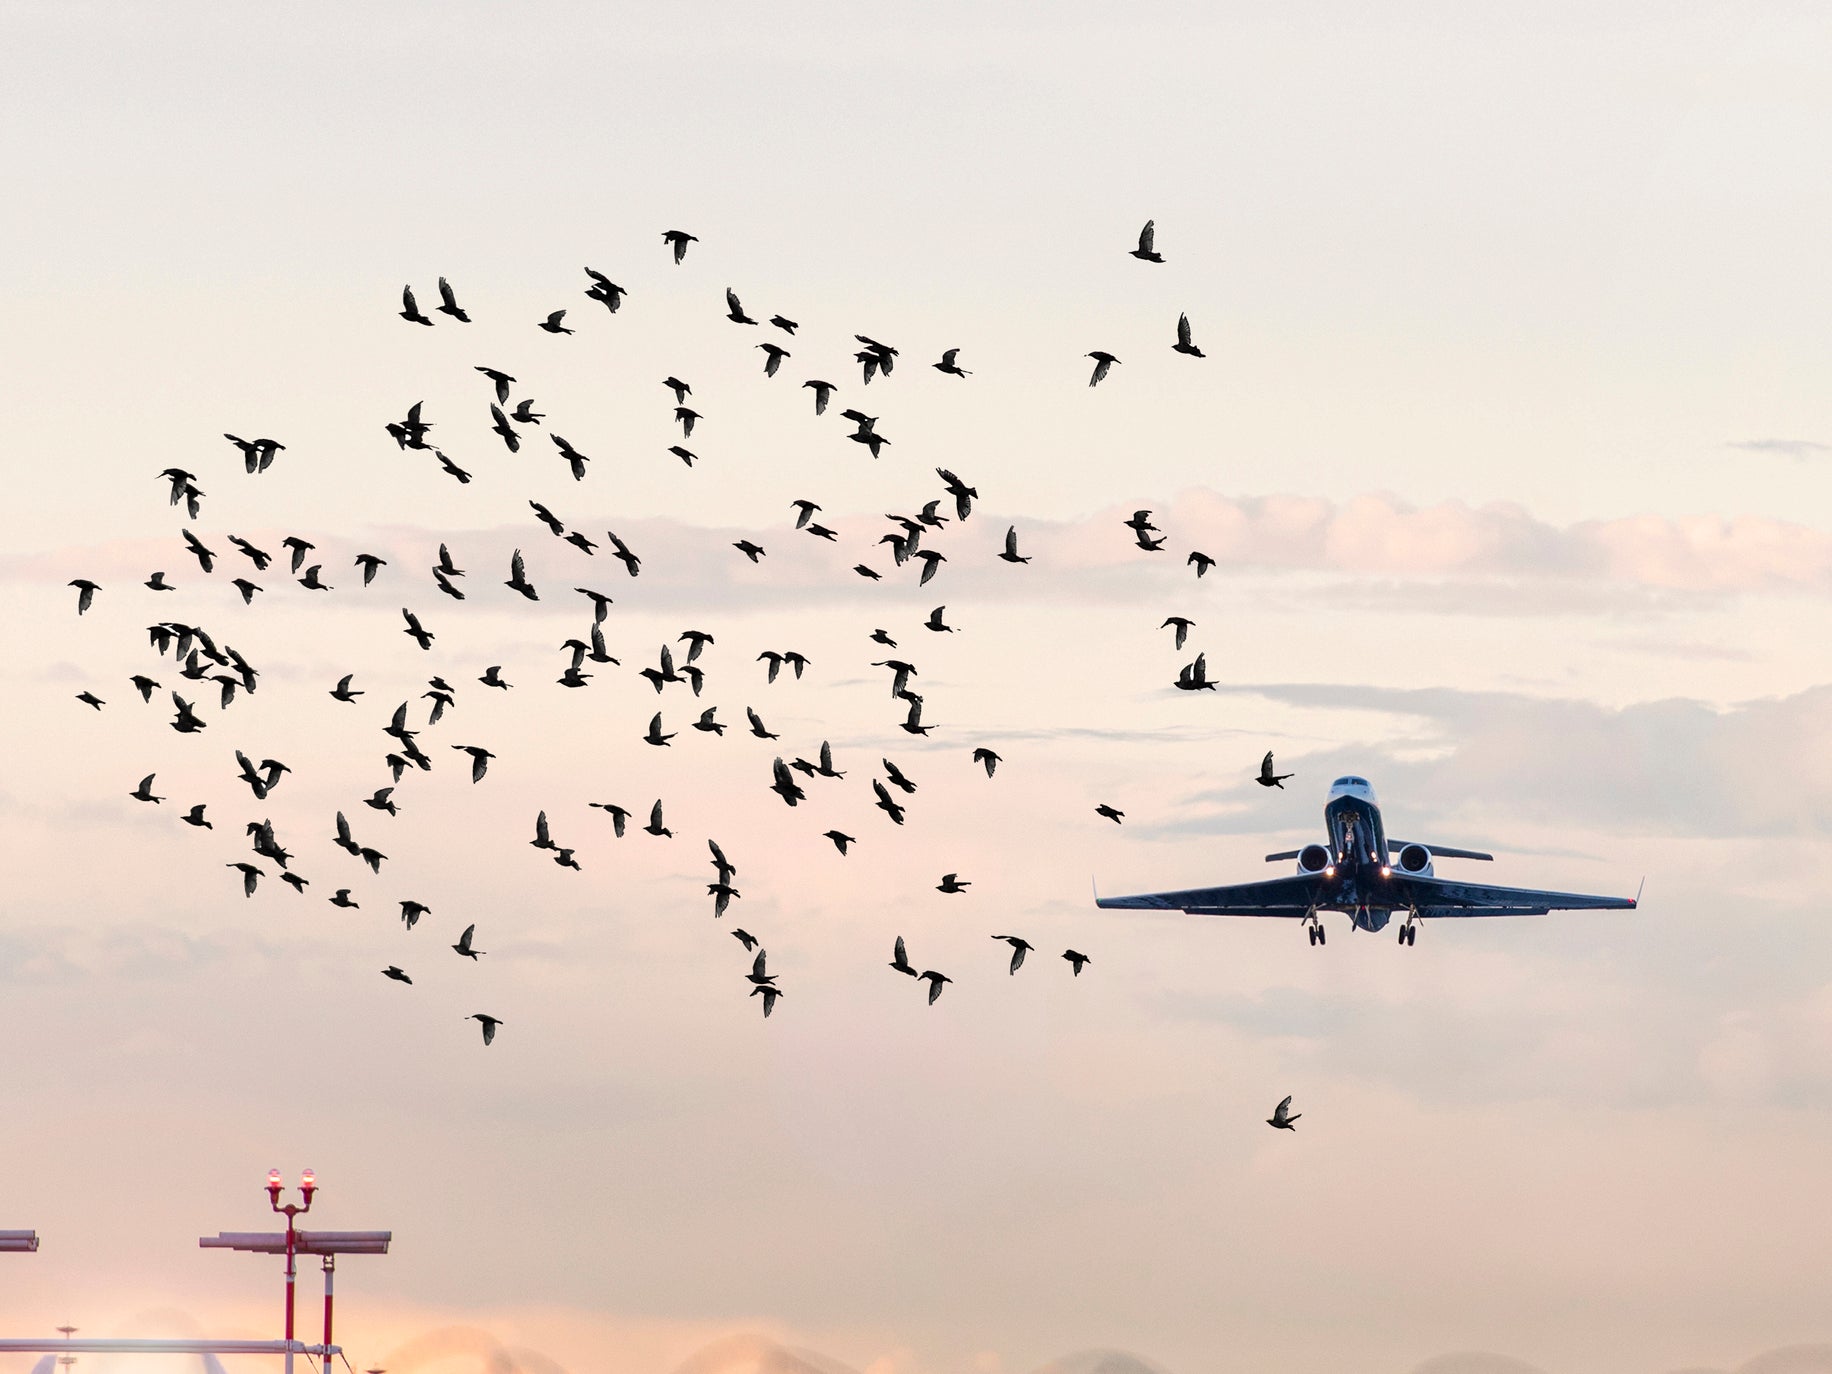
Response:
[[0, 1231, 39, 1253]]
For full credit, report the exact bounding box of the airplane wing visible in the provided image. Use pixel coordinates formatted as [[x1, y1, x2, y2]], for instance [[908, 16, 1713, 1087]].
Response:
[[1095, 873, 1326, 917], [1386, 841, 1494, 861], [1387, 872, 1637, 917]]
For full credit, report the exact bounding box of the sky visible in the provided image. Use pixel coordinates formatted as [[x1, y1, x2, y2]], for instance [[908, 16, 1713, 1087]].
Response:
[[4, 3, 1832, 1373]]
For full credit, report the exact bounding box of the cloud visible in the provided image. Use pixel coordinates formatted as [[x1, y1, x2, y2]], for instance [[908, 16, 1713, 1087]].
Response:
[[1726, 439, 1832, 460]]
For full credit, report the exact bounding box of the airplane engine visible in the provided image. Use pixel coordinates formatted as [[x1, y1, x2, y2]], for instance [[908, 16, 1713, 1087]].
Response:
[[1396, 843, 1433, 876], [1296, 843, 1331, 874]]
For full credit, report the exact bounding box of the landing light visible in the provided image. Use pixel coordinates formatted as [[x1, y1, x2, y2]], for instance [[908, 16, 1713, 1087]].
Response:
[[1324, 865, 1336, 878], [1380, 865, 1391, 877]]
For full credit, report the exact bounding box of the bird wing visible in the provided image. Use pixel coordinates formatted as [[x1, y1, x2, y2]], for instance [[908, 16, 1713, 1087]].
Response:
[[751, 950, 767, 978], [1261, 751, 1274, 777], [402, 285, 418, 312], [1139, 220, 1155, 252], [536, 810, 550, 843], [1177, 313, 1192, 345], [1276, 1095, 1292, 1116]]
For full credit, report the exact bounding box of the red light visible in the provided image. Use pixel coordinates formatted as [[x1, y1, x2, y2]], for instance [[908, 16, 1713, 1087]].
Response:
[[300, 1169, 316, 1189], [267, 1169, 283, 1189]]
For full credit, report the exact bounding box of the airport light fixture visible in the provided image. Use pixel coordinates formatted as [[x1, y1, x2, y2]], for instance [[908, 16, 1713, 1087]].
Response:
[[0, 1231, 40, 1253]]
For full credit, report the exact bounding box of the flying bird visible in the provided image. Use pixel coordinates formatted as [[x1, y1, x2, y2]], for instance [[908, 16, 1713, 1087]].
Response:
[[757, 343, 789, 376], [993, 935, 1034, 973], [182, 803, 212, 828], [746, 708, 778, 740], [871, 779, 906, 825], [924, 605, 953, 633], [589, 802, 631, 836], [1086, 351, 1119, 386], [1188, 551, 1215, 578], [882, 759, 917, 794], [751, 985, 782, 1018], [998, 527, 1030, 564], [1096, 804, 1125, 824], [770, 757, 807, 807], [889, 936, 917, 977], [70, 579, 99, 614], [733, 540, 766, 562], [1161, 616, 1193, 650], [933, 348, 970, 377], [467, 1013, 504, 1046], [823, 830, 855, 855], [662, 230, 697, 263], [1173, 312, 1205, 357], [452, 924, 483, 959], [130, 773, 164, 804], [538, 310, 574, 334], [382, 966, 412, 984], [725, 288, 757, 325], [917, 970, 952, 1005], [355, 553, 385, 585], [644, 712, 675, 747], [1130, 219, 1165, 263], [644, 799, 673, 838], [732, 928, 759, 951], [476, 366, 515, 402], [399, 285, 433, 325], [1257, 751, 1293, 789], [1062, 949, 1091, 976], [452, 744, 495, 783], [1267, 1095, 1301, 1130], [971, 748, 1001, 778], [803, 379, 835, 415], [401, 608, 433, 650], [937, 873, 970, 893]]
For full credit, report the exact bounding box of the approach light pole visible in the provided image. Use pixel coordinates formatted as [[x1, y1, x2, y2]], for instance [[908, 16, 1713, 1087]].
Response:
[[267, 1167, 316, 1373], [0, 1231, 40, 1253], [56, 1325, 76, 1374], [202, 1170, 389, 1374]]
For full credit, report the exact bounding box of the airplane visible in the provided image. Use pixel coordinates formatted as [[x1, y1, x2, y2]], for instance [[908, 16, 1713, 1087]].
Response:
[[1095, 774, 1639, 946]]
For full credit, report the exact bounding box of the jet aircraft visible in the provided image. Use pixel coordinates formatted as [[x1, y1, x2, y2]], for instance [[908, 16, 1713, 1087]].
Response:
[[1096, 775, 1638, 945]]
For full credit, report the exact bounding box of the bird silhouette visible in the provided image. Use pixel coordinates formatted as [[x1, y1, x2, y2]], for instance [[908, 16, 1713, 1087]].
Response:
[[882, 759, 917, 794], [732, 928, 759, 951], [589, 802, 631, 836], [1257, 751, 1293, 788], [1086, 351, 1119, 386], [937, 873, 970, 893], [1096, 804, 1125, 823], [933, 348, 970, 377], [330, 889, 358, 907], [476, 366, 515, 402], [993, 935, 1034, 973], [538, 310, 573, 334], [400, 900, 430, 930], [468, 1013, 503, 1045], [734, 540, 766, 563], [182, 803, 212, 828], [899, 694, 933, 736], [803, 379, 835, 414], [877, 935, 915, 981], [924, 606, 954, 633], [480, 665, 511, 689], [69, 579, 99, 614], [998, 527, 1031, 563], [227, 862, 263, 897], [662, 230, 697, 263], [130, 773, 163, 804], [1130, 219, 1165, 263], [757, 342, 789, 376], [382, 966, 412, 984], [751, 985, 782, 1017], [871, 779, 906, 825], [972, 748, 1001, 778], [644, 799, 673, 838], [724, 288, 757, 325], [355, 553, 386, 585], [452, 745, 495, 783], [452, 924, 483, 959], [823, 830, 855, 855], [530, 810, 555, 850], [1267, 1095, 1301, 1130], [1173, 313, 1205, 357], [644, 712, 675, 747], [1161, 616, 1193, 650], [771, 757, 807, 807], [402, 609, 433, 650], [399, 285, 433, 325], [1062, 949, 1091, 976], [917, 970, 952, 1004], [1175, 653, 1216, 691], [1188, 551, 1215, 578]]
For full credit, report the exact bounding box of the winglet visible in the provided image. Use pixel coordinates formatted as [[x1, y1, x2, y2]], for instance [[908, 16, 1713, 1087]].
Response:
[[1633, 876, 1644, 908], [1091, 874, 1100, 902]]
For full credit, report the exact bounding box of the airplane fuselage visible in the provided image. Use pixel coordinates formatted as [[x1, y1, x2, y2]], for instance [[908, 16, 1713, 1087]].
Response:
[[1314, 776, 1399, 929]]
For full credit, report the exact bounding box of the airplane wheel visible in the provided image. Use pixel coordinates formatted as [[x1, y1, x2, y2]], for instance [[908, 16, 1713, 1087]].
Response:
[[1408, 925, 1417, 945], [1398, 927, 1406, 944], [1307, 927, 1317, 946], [1317, 926, 1326, 945]]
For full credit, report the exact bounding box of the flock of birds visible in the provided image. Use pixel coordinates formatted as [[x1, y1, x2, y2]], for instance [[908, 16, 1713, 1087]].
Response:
[[66, 220, 1302, 1124]]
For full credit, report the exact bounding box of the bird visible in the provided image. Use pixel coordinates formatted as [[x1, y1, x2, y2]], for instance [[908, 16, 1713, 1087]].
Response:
[[504, 549, 539, 600], [554, 848, 581, 870], [1173, 312, 1205, 357], [130, 774, 163, 804], [1267, 1095, 1301, 1131], [644, 712, 675, 747], [803, 379, 835, 415], [453, 745, 495, 783], [933, 348, 970, 377], [822, 830, 855, 855], [732, 929, 759, 952], [297, 564, 331, 591], [708, 838, 737, 883], [854, 564, 880, 580], [1086, 351, 1119, 387], [364, 787, 397, 815], [69, 579, 99, 614], [643, 799, 673, 838], [606, 530, 641, 577], [733, 540, 766, 563], [538, 310, 573, 334], [751, 985, 782, 1018], [743, 707, 779, 740], [512, 399, 544, 424], [724, 288, 757, 325], [399, 285, 433, 325], [552, 436, 589, 481], [679, 629, 714, 662], [145, 571, 173, 591], [662, 230, 697, 263], [770, 757, 807, 807], [870, 628, 897, 647], [917, 970, 952, 1005], [181, 803, 212, 828], [664, 376, 692, 404], [757, 343, 789, 376], [584, 267, 626, 311], [227, 862, 263, 897], [708, 881, 739, 918], [937, 873, 970, 894], [770, 313, 798, 333], [993, 935, 1034, 973], [401, 609, 433, 650], [589, 802, 631, 836], [452, 924, 483, 959], [1161, 616, 1193, 650], [1188, 551, 1215, 578], [882, 759, 917, 794], [480, 665, 511, 689], [1130, 219, 1165, 263], [467, 1014, 504, 1046], [814, 741, 844, 778], [1257, 751, 1294, 789], [130, 674, 159, 701], [1124, 509, 1159, 536], [1096, 804, 1125, 824], [667, 445, 697, 468], [576, 587, 613, 623], [674, 406, 700, 438], [1175, 653, 1215, 691], [692, 706, 725, 736], [871, 779, 906, 825], [890, 937, 918, 978], [476, 366, 515, 402], [924, 605, 954, 633], [327, 673, 362, 704], [876, 660, 915, 702], [530, 811, 555, 850], [1062, 949, 1091, 976], [783, 651, 810, 679], [745, 950, 777, 987], [355, 553, 386, 585], [938, 468, 978, 520], [913, 549, 946, 585], [489, 404, 520, 452], [228, 535, 272, 570], [76, 689, 104, 710], [382, 966, 413, 984], [399, 900, 430, 930], [971, 748, 1001, 778], [998, 527, 1031, 564], [899, 694, 933, 736], [789, 499, 821, 529]]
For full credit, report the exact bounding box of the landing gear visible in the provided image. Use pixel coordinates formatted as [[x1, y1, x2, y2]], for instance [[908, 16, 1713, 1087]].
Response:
[[1304, 907, 1325, 947], [1308, 926, 1317, 946], [1398, 911, 1418, 946]]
